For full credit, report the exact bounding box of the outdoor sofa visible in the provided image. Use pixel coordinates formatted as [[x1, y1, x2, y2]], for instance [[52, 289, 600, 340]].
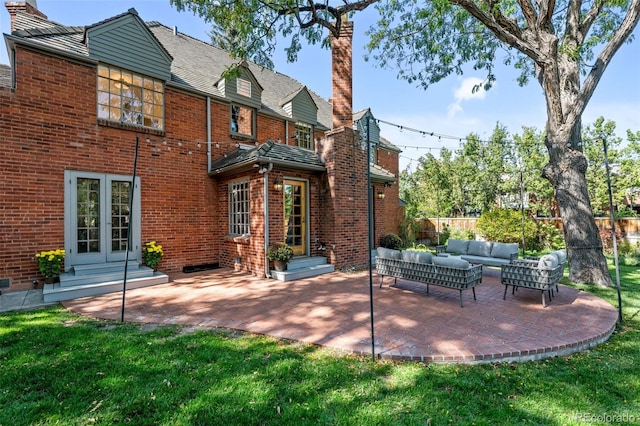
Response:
[[436, 239, 519, 267], [376, 247, 483, 307], [500, 249, 567, 307]]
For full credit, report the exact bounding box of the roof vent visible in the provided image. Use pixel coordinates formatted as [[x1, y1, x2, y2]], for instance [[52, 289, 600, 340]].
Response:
[[173, 26, 178, 36]]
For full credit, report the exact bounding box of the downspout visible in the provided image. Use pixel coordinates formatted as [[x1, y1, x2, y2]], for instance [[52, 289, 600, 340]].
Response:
[[206, 97, 212, 172], [263, 163, 274, 278]]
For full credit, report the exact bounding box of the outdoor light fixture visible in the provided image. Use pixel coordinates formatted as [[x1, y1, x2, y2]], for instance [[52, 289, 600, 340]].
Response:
[[273, 180, 283, 192], [377, 191, 385, 199]]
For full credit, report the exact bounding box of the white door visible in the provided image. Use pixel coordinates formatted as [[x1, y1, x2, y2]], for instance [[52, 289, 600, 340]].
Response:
[[65, 171, 141, 267]]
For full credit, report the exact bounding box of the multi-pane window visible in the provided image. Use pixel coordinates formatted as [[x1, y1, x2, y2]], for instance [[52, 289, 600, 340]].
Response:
[[229, 179, 250, 235], [230, 104, 255, 137], [237, 78, 251, 97], [295, 122, 313, 150], [76, 178, 100, 254], [97, 65, 164, 130]]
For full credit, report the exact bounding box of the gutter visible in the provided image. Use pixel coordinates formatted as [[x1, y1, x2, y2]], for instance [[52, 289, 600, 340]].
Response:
[[207, 96, 212, 173]]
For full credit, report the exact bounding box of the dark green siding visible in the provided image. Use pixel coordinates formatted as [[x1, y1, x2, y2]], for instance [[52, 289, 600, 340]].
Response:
[[87, 15, 171, 81], [287, 89, 317, 124]]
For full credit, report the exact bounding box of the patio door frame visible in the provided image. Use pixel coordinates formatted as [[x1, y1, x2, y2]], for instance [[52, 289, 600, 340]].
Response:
[[64, 170, 141, 269], [283, 178, 309, 256]]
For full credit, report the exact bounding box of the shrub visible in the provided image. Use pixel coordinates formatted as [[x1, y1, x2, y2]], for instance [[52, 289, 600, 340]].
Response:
[[266, 242, 294, 262], [35, 249, 65, 278], [476, 209, 538, 248], [599, 228, 623, 254], [448, 226, 474, 241], [142, 241, 164, 270], [536, 223, 565, 251], [378, 233, 403, 250]]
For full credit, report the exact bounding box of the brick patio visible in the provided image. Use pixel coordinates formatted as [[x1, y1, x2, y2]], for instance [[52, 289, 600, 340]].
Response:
[[62, 267, 618, 363]]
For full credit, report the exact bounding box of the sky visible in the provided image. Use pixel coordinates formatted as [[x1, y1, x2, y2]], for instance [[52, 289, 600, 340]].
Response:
[[2, 0, 639, 171]]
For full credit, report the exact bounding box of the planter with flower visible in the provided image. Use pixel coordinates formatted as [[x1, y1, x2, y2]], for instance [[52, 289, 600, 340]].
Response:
[[266, 242, 294, 272], [35, 249, 65, 284], [142, 241, 163, 271]]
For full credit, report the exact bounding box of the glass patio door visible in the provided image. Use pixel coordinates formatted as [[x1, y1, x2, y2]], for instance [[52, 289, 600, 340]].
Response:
[[65, 171, 141, 267], [283, 180, 307, 256]]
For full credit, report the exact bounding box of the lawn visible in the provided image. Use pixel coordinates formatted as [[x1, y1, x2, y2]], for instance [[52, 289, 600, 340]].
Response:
[[1, 262, 638, 425]]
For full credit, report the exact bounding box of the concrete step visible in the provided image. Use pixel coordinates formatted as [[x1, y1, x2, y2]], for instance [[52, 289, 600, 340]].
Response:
[[287, 256, 329, 270], [72, 261, 140, 276], [60, 266, 154, 287], [43, 272, 169, 303], [271, 256, 334, 282], [271, 264, 335, 282]]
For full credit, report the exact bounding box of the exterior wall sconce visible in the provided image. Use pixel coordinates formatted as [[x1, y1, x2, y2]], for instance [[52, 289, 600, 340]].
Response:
[[273, 180, 283, 192], [377, 191, 385, 199]]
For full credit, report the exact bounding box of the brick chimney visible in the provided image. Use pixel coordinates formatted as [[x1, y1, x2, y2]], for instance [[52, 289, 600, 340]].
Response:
[[5, 0, 47, 32], [330, 18, 354, 129]]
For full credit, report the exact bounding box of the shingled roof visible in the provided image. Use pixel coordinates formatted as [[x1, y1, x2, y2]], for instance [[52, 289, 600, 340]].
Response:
[[209, 140, 326, 176], [4, 7, 396, 181]]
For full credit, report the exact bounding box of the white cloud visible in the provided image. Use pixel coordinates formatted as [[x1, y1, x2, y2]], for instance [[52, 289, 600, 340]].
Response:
[[447, 77, 490, 118]]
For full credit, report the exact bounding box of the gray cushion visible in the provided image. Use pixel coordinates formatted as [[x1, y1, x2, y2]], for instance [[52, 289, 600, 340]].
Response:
[[433, 255, 470, 269], [461, 255, 511, 267], [416, 252, 433, 264], [538, 254, 559, 270], [401, 250, 433, 264], [445, 239, 470, 254], [552, 249, 567, 264], [467, 240, 492, 257], [490, 242, 519, 259], [377, 247, 401, 260]]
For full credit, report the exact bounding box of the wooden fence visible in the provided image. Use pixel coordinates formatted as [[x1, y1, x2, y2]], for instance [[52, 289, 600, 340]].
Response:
[[417, 217, 640, 244]]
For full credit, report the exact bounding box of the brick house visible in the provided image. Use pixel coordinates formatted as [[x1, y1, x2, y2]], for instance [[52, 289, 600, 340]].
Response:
[[0, 1, 401, 300]]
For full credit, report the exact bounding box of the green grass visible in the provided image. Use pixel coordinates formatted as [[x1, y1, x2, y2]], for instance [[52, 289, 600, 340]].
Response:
[[1, 262, 638, 425]]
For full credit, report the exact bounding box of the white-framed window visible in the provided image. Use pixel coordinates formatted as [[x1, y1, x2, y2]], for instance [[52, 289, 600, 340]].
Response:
[[97, 65, 164, 130], [295, 122, 313, 150], [229, 179, 250, 235], [237, 78, 251, 97], [230, 104, 255, 137]]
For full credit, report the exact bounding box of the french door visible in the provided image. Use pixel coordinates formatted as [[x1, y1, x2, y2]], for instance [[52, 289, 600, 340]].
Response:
[[64, 171, 141, 267], [283, 179, 307, 256]]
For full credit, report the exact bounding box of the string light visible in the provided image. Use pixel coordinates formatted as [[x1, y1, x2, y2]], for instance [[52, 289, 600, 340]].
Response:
[[375, 118, 519, 145]]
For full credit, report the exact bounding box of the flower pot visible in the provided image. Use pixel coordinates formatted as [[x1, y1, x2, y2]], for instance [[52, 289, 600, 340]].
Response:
[[273, 260, 287, 272]]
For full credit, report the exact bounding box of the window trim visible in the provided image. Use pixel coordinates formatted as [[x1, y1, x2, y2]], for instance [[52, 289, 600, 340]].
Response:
[[230, 104, 256, 138], [228, 178, 251, 236], [294, 122, 314, 150]]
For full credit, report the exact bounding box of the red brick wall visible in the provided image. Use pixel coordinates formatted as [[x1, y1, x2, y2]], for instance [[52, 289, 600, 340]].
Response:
[[331, 21, 354, 129], [0, 48, 222, 289], [376, 148, 402, 238], [317, 127, 369, 269], [0, 40, 400, 290]]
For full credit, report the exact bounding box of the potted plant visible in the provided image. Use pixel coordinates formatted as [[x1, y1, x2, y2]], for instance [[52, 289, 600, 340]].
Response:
[[267, 242, 294, 271], [35, 249, 65, 284], [142, 241, 164, 271]]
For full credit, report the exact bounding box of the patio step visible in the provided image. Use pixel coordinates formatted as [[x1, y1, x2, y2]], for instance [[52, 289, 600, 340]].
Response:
[[44, 262, 168, 302], [270, 256, 334, 282]]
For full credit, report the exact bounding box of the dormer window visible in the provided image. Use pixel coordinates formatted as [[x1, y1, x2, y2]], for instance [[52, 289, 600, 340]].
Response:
[[97, 65, 164, 130], [237, 78, 251, 97]]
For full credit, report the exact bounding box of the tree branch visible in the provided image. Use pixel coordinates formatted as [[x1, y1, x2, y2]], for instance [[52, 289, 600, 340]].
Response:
[[568, 0, 640, 126], [535, 0, 556, 31], [579, 0, 605, 39], [517, 0, 538, 30], [451, 0, 541, 61]]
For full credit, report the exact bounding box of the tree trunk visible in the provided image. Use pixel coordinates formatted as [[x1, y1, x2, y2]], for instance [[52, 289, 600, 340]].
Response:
[[543, 128, 613, 287]]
